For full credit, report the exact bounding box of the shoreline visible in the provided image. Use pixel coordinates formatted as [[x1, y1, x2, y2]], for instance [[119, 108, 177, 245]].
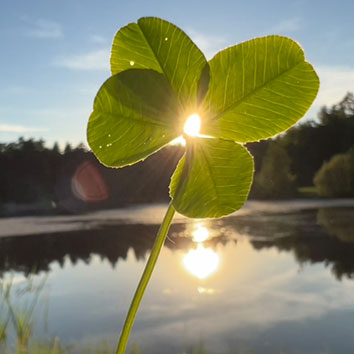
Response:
[[1, 198, 354, 238]]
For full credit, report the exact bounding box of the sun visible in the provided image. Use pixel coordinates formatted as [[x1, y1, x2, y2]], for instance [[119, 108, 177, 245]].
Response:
[[183, 113, 201, 137], [169, 113, 202, 146]]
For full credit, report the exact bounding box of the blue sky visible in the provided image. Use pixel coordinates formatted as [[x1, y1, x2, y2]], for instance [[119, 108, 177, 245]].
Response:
[[1, 0, 353, 147]]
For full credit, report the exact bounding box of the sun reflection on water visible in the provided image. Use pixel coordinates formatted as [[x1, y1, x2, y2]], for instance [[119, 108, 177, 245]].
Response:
[[192, 225, 210, 243], [182, 224, 220, 279]]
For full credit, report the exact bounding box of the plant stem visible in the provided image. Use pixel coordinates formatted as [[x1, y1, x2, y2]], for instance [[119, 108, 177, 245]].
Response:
[[116, 201, 176, 354]]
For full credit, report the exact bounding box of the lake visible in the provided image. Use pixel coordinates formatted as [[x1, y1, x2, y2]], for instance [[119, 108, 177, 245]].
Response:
[[1, 200, 354, 354]]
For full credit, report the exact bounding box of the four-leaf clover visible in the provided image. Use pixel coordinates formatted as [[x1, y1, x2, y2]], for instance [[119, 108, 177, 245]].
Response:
[[87, 17, 319, 218]]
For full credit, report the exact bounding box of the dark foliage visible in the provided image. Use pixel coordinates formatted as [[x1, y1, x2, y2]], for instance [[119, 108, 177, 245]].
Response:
[[281, 93, 354, 187], [0, 139, 185, 215], [1, 93, 354, 213], [314, 147, 354, 197]]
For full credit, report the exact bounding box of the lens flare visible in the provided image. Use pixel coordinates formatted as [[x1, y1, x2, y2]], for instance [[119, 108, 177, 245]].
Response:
[[169, 136, 186, 146], [71, 160, 109, 202]]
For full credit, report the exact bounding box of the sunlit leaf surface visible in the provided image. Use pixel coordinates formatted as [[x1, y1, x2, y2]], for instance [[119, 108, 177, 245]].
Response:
[[201, 36, 319, 142], [88, 18, 319, 218], [170, 137, 254, 218], [87, 69, 179, 167], [111, 17, 207, 108]]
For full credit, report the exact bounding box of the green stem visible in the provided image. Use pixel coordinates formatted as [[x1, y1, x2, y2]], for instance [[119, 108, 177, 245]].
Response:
[[116, 201, 176, 354]]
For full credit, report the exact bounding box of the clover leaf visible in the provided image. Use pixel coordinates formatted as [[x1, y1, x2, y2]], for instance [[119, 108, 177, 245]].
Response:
[[87, 17, 319, 219], [86, 17, 319, 354]]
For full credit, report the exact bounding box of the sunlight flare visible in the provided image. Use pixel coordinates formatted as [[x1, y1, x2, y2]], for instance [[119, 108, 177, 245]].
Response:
[[183, 244, 220, 279], [169, 136, 186, 146], [184, 113, 201, 136]]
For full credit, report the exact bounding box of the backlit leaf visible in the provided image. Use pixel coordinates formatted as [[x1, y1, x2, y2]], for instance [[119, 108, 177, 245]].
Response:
[[87, 69, 179, 167], [111, 17, 208, 108], [170, 137, 254, 218], [201, 36, 319, 142]]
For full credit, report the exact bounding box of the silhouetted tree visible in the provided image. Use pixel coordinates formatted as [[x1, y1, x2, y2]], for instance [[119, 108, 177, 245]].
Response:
[[314, 147, 354, 197], [252, 140, 296, 198], [278, 92, 354, 186], [52, 142, 60, 154], [64, 143, 73, 154]]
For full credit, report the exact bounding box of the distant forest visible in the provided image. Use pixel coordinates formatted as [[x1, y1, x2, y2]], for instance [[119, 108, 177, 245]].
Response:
[[0, 93, 354, 216]]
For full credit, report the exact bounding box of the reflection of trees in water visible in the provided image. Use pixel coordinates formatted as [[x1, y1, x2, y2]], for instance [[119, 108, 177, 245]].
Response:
[[317, 207, 354, 243], [252, 232, 354, 280], [0, 223, 231, 276], [232, 208, 354, 280], [1, 207, 354, 281]]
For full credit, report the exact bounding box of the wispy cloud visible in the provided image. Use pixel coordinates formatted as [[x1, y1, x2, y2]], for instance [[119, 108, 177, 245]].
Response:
[[187, 30, 228, 59], [24, 18, 63, 39], [34, 107, 91, 120], [268, 18, 302, 34], [305, 65, 354, 119], [57, 31, 226, 70], [314, 65, 354, 106], [54, 49, 110, 71], [0, 104, 91, 146], [0, 124, 47, 133], [90, 35, 107, 45], [1, 86, 34, 95]]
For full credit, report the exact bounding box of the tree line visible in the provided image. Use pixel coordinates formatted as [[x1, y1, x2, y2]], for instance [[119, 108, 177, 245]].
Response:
[[250, 92, 354, 198], [0, 93, 353, 215]]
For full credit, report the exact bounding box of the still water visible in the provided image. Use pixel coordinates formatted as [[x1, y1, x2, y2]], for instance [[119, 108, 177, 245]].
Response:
[[1, 200, 354, 354]]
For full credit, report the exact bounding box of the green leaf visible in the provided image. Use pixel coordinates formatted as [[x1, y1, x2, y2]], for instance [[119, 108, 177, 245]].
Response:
[[170, 137, 254, 218], [200, 36, 319, 142], [87, 69, 180, 167], [111, 17, 208, 108]]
